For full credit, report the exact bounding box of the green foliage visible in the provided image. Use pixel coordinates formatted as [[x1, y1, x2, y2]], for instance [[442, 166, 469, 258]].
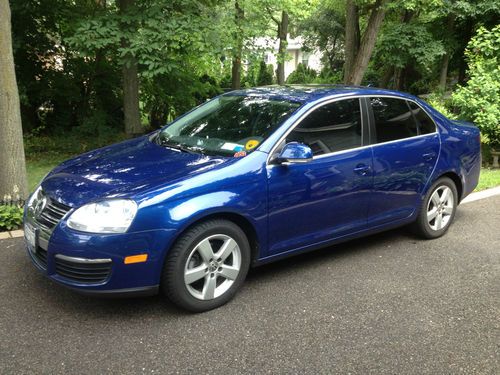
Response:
[[286, 63, 317, 84], [376, 23, 445, 71], [425, 93, 457, 120], [0, 206, 24, 231], [256, 61, 274, 86], [11, 0, 123, 134], [453, 25, 500, 149], [299, 3, 344, 72], [10, 0, 500, 145]]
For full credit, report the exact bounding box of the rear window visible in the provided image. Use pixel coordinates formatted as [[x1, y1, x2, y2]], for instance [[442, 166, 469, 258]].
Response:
[[408, 101, 436, 135], [370, 97, 418, 143]]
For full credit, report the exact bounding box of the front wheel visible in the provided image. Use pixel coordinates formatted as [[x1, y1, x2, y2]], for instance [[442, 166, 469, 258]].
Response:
[[162, 219, 251, 312], [412, 177, 458, 239]]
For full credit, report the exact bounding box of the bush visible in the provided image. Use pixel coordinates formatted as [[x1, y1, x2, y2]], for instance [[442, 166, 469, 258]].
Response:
[[0, 205, 24, 231], [453, 25, 500, 150], [286, 63, 317, 84], [425, 93, 457, 120], [256, 61, 274, 86]]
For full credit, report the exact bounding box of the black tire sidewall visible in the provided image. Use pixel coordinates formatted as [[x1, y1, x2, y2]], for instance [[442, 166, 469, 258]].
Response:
[[163, 220, 251, 312]]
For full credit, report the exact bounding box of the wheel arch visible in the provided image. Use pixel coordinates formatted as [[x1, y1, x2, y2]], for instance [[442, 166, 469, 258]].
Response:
[[170, 211, 261, 265], [434, 171, 464, 203]]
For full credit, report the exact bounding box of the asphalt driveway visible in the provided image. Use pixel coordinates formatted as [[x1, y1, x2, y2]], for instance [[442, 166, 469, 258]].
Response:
[[0, 196, 499, 374]]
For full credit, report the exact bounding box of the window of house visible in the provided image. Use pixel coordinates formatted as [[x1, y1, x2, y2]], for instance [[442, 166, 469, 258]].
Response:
[[370, 97, 418, 143], [408, 101, 436, 135], [286, 98, 362, 156], [301, 52, 310, 67]]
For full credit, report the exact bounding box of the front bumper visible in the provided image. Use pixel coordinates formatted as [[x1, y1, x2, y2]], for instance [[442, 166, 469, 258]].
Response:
[[24, 214, 175, 296]]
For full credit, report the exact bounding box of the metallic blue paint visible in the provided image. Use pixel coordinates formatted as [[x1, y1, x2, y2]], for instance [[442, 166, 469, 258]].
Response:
[[24, 85, 481, 295]]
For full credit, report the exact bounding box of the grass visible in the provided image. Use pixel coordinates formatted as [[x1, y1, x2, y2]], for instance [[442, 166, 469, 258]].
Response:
[[27, 154, 70, 191], [475, 168, 500, 191], [26, 152, 500, 193]]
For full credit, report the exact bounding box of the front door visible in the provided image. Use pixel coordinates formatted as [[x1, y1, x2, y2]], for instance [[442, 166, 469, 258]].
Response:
[[266, 98, 373, 257]]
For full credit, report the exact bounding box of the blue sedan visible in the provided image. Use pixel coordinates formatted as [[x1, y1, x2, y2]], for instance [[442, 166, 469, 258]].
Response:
[[24, 86, 481, 312]]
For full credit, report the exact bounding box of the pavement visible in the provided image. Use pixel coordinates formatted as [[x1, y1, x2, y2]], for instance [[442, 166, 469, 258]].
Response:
[[0, 196, 499, 374]]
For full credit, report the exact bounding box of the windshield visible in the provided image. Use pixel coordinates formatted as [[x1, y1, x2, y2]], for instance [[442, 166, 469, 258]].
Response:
[[155, 95, 301, 157]]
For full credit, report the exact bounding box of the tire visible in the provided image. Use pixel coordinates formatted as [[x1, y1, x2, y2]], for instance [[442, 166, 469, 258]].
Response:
[[162, 219, 251, 312], [412, 177, 458, 239]]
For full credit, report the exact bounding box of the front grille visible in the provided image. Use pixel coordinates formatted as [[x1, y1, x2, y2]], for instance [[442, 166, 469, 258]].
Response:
[[32, 246, 48, 269], [55, 256, 112, 284], [37, 198, 71, 229]]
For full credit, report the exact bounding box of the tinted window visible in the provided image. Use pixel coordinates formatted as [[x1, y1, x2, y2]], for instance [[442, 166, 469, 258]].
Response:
[[158, 96, 300, 157], [286, 98, 362, 156], [370, 97, 417, 143], [408, 101, 436, 135]]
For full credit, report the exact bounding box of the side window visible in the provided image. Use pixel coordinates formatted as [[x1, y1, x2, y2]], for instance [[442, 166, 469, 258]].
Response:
[[408, 101, 436, 135], [286, 98, 362, 156], [370, 97, 418, 143]]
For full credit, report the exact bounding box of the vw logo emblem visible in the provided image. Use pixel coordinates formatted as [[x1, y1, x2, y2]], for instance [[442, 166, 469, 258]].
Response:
[[34, 196, 47, 219]]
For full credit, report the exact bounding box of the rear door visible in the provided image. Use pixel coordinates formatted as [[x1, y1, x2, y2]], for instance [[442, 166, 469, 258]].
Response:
[[366, 96, 440, 225]]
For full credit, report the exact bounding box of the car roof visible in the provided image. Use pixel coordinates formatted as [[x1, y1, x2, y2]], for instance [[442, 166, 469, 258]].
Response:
[[226, 85, 417, 104]]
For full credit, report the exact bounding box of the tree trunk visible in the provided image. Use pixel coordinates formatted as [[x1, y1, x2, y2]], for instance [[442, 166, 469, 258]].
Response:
[[380, 66, 394, 88], [346, 0, 388, 85], [344, 0, 360, 83], [438, 53, 450, 91], [458, 19, 473, 85], [438, 15, 454, 91], [231, 1, 244, 90], [0, 0, 28, 201], [393, 67, 403, 90], [276, 11, 288, 85], [118, 0, 142, 137]]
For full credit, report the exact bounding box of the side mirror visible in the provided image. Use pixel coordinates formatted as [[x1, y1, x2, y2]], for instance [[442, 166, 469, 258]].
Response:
[[275, 142, 313, 164]]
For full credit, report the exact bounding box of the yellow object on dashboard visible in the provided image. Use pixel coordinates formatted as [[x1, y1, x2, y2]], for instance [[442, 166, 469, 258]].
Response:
[[245, 139, 260, 150]]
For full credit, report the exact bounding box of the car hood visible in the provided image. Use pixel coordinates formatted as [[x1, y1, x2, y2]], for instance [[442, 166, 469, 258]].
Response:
[[41, 135, 234, 207]]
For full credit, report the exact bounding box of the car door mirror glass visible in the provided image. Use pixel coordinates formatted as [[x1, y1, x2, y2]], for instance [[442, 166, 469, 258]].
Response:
[[275, 142, 313, 164]]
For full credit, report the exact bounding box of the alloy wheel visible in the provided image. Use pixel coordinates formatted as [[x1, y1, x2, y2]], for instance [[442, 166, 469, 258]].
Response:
[[184, 234, 241, 300], [427, 185, 454, 231]]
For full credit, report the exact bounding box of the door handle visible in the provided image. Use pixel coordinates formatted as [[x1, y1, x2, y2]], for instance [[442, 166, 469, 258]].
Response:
[[353, 164, 371, 176], [422, 152, 437, 161]]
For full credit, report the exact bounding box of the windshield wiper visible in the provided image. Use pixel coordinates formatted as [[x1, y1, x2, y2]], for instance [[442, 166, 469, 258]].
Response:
[[155, 134, 199, 155], [164, 144, 198, 154]]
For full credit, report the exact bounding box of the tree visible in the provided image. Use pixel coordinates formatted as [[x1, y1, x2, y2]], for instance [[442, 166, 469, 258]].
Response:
[[257, 0, 316, 85], [118, 0, 142, 136], [0, 0, 28, 201], [453, 25, 500, 150], [299, 4, 344, 73], [344, 0, 359, 82], [275, 10, 289, 85], [344, 0, 388, 85], [374, 4, 445, 91], [256, 60, 274, 85], [231, 1, 245, 89]]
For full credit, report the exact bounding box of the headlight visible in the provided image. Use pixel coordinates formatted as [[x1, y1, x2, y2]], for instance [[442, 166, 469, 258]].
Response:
[[67, 199, 137, 234], [27, 185, 42, 208]]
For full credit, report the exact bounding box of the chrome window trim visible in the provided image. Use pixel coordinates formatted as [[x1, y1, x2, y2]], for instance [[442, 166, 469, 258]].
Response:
[[266, 94, 438, 165]]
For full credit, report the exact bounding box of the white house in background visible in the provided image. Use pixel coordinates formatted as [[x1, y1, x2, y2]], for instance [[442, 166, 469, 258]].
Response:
[[251, 35, 323, 80]]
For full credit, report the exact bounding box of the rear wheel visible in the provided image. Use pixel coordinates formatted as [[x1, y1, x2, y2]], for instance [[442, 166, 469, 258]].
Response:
[[412, 177, 458, 239], [162, 219, 250, 312]]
